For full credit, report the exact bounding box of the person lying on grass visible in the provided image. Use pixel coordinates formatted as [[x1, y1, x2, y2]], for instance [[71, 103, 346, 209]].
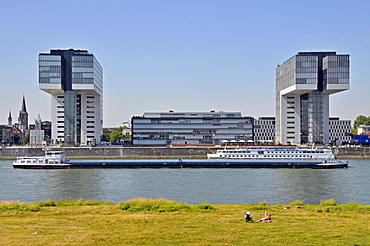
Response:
[[259, 214, 272, 223]]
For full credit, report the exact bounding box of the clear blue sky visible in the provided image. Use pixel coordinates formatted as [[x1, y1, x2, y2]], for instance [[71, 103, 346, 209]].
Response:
[[1, 0, 369, 127]]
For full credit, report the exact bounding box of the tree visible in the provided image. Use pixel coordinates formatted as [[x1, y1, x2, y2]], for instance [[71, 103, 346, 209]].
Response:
[[101, 132, 110, 142], [354, 115, 370, 128], [101, 126, 132, 144], [109, 131, 121, 144], [22, 133, 30, 144], [353, 115, 370, 135]]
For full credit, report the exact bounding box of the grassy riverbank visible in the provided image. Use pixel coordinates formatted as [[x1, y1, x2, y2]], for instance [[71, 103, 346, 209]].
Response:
[[1, 198, 369, 245]]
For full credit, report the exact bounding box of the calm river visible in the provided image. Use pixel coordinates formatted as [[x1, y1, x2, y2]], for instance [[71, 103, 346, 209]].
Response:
[[0, 159, 369, 205]]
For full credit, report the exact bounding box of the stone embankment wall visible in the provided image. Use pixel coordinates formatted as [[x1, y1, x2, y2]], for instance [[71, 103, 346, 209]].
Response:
[[335, 147, 370, 159], [1, 146, 370, 160], [0, 146, 216, 160]]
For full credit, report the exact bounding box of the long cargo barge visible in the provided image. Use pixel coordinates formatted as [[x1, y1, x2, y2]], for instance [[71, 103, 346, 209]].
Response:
[[66, 159, 348, 169], [12, 151, 348, 169]]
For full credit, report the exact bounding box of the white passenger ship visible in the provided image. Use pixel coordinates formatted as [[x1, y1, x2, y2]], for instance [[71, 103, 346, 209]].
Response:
[[13, 151, 70, 169], [207, 148, 336, 160]]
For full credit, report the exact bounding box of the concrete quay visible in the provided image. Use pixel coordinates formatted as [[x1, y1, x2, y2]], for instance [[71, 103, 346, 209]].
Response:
[[0, 146, 215, 160], [1, 146, 370, 160]]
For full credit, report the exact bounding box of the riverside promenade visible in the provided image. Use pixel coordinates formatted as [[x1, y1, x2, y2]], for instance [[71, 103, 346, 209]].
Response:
[[1, 146, 370, 160]]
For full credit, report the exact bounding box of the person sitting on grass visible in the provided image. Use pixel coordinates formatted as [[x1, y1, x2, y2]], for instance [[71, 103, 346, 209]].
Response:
[[244, 211, 253, 223]]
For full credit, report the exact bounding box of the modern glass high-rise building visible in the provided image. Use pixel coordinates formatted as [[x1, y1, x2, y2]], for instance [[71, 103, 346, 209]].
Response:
[[275, 51, 350, 145], [39, 49, 103, 146]]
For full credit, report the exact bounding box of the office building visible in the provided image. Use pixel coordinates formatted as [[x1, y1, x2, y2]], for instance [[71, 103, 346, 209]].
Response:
[[329, 117, 352, 145], [254, 117, 275, 143], [39, 49, 103, 146], [276, 51, 350, 145], [132, 111, 253, 145]]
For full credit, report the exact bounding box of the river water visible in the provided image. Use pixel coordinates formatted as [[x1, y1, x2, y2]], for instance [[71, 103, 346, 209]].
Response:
[[0, 159, 369, 205]]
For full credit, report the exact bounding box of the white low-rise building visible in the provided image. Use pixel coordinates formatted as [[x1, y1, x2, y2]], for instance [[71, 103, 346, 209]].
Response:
[[357, 125, 370, 135]]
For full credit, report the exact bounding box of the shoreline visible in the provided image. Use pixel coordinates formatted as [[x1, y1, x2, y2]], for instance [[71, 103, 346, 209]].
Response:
[[1, 146, 370, 160]]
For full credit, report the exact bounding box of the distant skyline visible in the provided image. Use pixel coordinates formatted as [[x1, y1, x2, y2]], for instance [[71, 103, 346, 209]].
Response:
[[1, 0, 369, 127]]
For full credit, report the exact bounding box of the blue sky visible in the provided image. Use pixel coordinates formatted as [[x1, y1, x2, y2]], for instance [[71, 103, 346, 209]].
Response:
[[1, 0, 369, 127]]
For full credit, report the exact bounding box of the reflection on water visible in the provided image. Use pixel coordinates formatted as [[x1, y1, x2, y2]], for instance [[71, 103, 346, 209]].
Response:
[[272, 169, 349, 204], [0, 160, 369, 205]]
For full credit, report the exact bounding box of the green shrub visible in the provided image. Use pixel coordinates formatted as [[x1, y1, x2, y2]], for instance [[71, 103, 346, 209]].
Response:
[[289, 200, 304, 206], [248, 201, 268, 211], [0, 202, 40, 212], [195, 204, 215, 210], [258, 201, 267, 206], [36, 200, 56, 207], [320, 199, 337, 206], [119, 198, 191, 212], [55, 199, 112, 206]]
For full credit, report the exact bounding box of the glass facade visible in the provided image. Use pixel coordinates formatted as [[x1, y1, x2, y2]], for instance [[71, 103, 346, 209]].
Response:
[[39, 55, 62, 84], [132, 112, 253, 146], [64, 91, 76, 145], [323, 55, 350, 86], [295, 56, 318, 84]]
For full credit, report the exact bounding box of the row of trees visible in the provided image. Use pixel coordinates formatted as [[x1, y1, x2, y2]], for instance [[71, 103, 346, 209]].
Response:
[[22, 126, 131, 145]]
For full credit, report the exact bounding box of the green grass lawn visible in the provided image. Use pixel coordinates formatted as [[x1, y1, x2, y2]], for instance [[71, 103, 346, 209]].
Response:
[[1, 199, 369, 245]]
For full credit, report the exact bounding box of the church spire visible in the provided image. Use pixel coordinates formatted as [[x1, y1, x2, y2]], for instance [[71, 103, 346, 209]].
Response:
[[18, 94, 28, 133], [8, 111, 12, 126], [21, 94, 27, 113]]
